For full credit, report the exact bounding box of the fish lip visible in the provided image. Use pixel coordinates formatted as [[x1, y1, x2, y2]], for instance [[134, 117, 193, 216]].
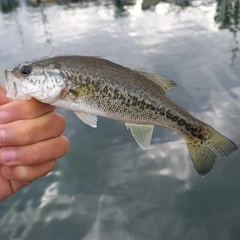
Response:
[[4, 68, 13, 86], [4, 68, 16, 99], [4, 68, 11, 79], [4, 68, 32, 100]]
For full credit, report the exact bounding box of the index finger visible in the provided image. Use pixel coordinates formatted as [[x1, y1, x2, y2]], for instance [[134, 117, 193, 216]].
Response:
[[0, 99, 55, 124], [0, 85, 10, 105]]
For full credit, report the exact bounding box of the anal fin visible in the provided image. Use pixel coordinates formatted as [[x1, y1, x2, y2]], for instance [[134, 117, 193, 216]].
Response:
[[126, 123, 154, 150]]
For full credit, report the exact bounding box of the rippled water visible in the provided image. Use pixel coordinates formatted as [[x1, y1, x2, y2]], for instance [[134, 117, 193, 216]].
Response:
[[0, 0, 240, 239]]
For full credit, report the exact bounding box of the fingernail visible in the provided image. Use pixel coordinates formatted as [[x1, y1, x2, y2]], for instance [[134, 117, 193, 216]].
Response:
[[2, 166, 10, 177], [0, 130, 5, 143], [2, 149, 16, 163], [0, 111, 9, 124]]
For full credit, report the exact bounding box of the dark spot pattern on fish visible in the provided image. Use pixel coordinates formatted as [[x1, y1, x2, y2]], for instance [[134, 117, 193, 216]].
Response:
[[66, 78, 203, 136], [172, 115, 179, 122], [166, 109, 174, 120], [139, 100, 146, 110], [69, 89, 78, 96], [185, 122, 191, 131], [158, 106, 166, 116], [101, 85, 109, 96], [67, 79, 207, 142], [132, 96, 138, 106], [150, 105, 156, 111], [113, 89, 119, 99], [177, 119, 186, 126], [191, 131, 198, 137], [145, 103, 149, 109], [120, 95, 126, 104], [185, 125, 209, 144], [126, 99, 131, 107]]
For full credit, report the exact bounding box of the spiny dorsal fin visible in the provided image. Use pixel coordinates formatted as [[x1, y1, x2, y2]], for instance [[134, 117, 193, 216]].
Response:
[[125, 123, 154, 150], [137, 71, 176, 92], [75, 111, 97, 128]]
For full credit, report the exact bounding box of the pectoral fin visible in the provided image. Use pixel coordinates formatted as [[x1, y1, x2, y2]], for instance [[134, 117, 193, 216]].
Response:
[[75, 111, 97, 128], [137, 71, 176, 91], [126, 123, 154, 150]]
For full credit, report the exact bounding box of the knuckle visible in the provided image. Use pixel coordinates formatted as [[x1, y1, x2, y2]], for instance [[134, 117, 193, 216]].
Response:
[[23, 124, 33, 144], [6, 100, 56, 122], [32, 144, 41, 163], [45, 103, 56, 112], [44, 160, 56, 176], [18, 166, 30, 181], [57, 113, 66, 128], [50, 160, 56, 169], [62, 136, 70, 154], [21, 181, 31, 187], [11, 102, 27, 119], [51, 112, 67, 133], [55, 136, 70, 158]]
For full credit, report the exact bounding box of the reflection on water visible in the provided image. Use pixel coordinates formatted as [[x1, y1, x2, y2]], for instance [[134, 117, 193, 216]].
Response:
[[0, 0, 240, 239], [0, 0, 19, 13], [215, 0, 240, 31], [215, 0, 240, 64], [1, 0, 239, 60]]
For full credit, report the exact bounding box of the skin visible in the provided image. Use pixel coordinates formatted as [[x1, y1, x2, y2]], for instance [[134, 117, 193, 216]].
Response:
[[0, 85, 70, 201]]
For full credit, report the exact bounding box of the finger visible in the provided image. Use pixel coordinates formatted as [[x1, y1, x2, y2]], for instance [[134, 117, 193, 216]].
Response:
[[0, 98, 55, 124], [0, 164, 13, 201], [0, 136, 70, 166], [9, 180, 32, 196], [0, 162, 31, 200], [0, 85, 10, 105], [1, 160, 56, 181], [0, 177, 31, 200], [0, 112, 66, 146]]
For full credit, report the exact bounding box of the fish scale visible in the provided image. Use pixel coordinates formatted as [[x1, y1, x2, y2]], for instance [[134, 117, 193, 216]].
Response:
[[4, 55, 238, 176]]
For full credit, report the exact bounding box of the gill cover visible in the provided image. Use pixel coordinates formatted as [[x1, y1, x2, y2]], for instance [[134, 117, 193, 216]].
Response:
[[36, 64, 67, 103]]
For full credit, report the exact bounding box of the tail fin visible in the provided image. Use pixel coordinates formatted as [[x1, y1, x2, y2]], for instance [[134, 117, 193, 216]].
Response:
[[186, 127, 238, 176]]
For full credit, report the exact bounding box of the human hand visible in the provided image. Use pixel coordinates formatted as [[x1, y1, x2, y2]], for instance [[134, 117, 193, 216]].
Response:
[[0, 85, 70, 201]]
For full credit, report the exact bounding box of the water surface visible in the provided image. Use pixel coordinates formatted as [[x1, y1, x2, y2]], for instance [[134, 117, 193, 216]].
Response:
[[0, 0, 240, 239]]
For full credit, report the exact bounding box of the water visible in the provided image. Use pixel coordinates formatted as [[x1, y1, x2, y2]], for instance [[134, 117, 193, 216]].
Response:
[[0, 0, 240, 239]]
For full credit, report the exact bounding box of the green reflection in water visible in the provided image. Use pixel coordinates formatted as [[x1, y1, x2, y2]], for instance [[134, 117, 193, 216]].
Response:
[[0, 0, 19, 13], [215, 0, 240, 64]]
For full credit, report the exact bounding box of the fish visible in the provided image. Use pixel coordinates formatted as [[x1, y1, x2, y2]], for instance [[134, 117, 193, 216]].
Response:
[[4, 55, 238, 176]]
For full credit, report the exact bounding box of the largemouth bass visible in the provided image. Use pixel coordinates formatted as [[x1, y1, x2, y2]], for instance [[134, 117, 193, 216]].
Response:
[[4, 55, 238, 176]]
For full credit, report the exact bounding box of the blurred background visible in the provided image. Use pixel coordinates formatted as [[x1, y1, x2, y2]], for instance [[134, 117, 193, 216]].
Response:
[[0, 0, 240, 239]]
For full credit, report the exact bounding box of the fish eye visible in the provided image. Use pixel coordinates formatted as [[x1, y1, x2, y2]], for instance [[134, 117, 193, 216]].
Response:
[[20, 65, 32, 77]]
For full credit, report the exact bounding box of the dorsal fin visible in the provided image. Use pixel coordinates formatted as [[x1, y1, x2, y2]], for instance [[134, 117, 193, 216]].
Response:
[[137, 71, 176, 92]]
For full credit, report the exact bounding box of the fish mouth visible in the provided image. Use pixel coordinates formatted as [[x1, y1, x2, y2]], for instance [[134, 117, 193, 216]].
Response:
[[4, 69, 32, 100]]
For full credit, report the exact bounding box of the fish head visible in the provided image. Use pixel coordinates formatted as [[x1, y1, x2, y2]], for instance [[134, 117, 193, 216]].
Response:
[[4, 60, 67, 103]]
